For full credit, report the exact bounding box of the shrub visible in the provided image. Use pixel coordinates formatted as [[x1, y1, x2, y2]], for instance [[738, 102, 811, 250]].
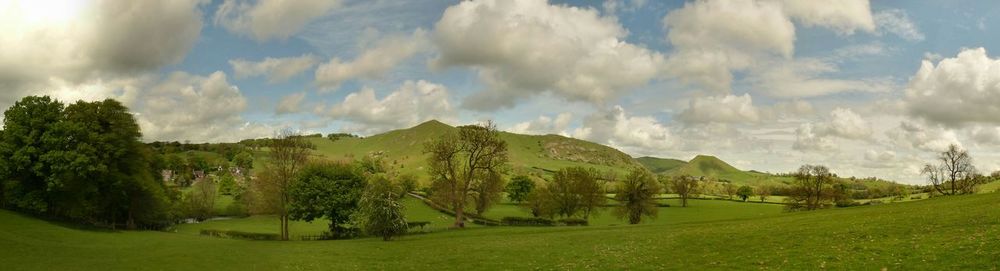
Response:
[[557, 218, 588, 226], [501, 216, 555, 226], [199, 229, 279, 240]]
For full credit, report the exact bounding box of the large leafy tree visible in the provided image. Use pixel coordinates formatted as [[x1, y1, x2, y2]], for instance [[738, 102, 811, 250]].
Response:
[[614, 168, 660, 224], [0, 96, 64, 212], [356, 175, 408, 241], [0, 96, 170, 228], [255, 130, 310, 240], [547, 167, 604, 219], [288, 162, 366, 237], [425, 121, 508, 228]]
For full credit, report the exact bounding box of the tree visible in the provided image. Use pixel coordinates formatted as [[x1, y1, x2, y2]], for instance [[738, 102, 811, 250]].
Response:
[[184, 178, 217, 220], [288, 162, 366, 238], [524, 185, 557, 218], [424, 121, 509, 228], [0, 97, 171, 229], [671, 175, 700, 207], [233, 151, 253, 175], [505, 175, 535, 203], [472, 171, 505, 215], [756, 185, 772, 203], [545, 167, 605, 219], [0, 96, 64, 213], [722, 182, 738, 200], [614, 168, 661, 224], [922, 144, 984, 195], [787, 165, 834, 210], [257, 130, 310, 240], [736, 185, 753, 202], [356, 175, 408, 241]]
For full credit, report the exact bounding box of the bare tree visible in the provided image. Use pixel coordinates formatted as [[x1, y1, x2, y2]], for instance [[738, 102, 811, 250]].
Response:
[[922, 144, 983, 195], [755, 185, 772, 203], [425, 121, 509, 228], [257, 130, 310, 240], [671, 175, 700, 207]]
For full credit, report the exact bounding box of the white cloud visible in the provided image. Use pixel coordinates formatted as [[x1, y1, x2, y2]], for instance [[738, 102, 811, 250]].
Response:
[[214, 0, 341, 41], [886, 120, 962, 152], [433, 0, 664, 110], [662, 0, 794, 92], [327, 80, 453, 134], [874, 9, 925, 41], [276, 92, 306, 115], [793, 108, 872, 151], [314, 29, 428, 91], [750, 58, 895, 98], [677, 94, 761, 124], [905, 48, 1000, 126], [0, 0, 204, 108], [776, 0, 875, 35], [793, 123, 837, 151], [230, 54, 317, 83], [573, 106, 674, 155], [133, 71, 271, 142], [510, 113, 573, 135], [661, 0, 877, 93]]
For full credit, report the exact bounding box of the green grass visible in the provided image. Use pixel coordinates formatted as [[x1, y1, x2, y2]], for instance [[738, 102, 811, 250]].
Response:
[[306, 120, 641, 181], [2, 192, 999, 269], [636, 156, 687, 173]]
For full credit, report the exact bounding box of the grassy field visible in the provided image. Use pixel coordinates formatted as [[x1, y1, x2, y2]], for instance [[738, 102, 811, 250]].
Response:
[[2, 192, 998, 270]]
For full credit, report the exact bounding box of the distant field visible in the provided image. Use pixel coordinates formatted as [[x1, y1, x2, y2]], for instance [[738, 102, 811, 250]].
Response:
[[481, 198, 785, 226], [2, 192, 998, 270]]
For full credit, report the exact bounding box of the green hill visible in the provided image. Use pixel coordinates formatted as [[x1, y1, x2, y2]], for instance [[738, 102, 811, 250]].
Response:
[[635, 156, 687, 173], [2, 192, 998, 269], [309, 120, 641, 178]]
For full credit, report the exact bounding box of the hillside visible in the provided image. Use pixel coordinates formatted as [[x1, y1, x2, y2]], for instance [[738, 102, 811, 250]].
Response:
[[309, 120, 642, 178], [2, 193, 998, 269], [635, 156, 687, 173]]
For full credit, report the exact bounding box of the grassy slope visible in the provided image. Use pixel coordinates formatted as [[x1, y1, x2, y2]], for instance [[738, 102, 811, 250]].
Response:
[[635, 156, 687, 173], [2, 193, 999, 270], [309, 120, 640, 179]]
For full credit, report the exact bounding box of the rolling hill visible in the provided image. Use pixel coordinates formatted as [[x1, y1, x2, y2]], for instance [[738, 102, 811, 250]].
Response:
[[635, 156, 687, 173], [308, 120, 642, 178]]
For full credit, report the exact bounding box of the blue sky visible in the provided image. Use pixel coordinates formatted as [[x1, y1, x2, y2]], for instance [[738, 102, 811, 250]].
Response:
[[5, 0, 1000, 183]]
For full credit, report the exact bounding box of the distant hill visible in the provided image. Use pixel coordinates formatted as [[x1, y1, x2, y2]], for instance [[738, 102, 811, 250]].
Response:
[[635, 156, 687, 173], [307, 120, 642, 178]]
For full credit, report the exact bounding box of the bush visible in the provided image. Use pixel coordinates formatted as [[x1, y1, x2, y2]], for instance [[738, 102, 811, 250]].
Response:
[[501, 216, 554, 226], [557, 218, 588, 226], [199, 229, 279, 240]]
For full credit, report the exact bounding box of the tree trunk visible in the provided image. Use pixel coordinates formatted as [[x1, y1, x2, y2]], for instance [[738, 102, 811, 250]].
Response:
[[454, 202, 466, 228]]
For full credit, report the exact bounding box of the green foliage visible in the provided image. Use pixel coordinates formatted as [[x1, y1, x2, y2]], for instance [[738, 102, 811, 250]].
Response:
[[287, 162, 366, 237], [540, 167, 605, 219], [737, 185, 753, 201], [0, 96, 171, 229], [614, 168, 661, 224], [356, 176, 408, 241], [505, 175, 535, 203], [183, 179, 216, 220], [232, 152, 253, 171], [217, 172, 240, 196]]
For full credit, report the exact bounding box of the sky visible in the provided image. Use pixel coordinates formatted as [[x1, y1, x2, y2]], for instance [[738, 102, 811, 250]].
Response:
[[3, 0, 1000, 184]]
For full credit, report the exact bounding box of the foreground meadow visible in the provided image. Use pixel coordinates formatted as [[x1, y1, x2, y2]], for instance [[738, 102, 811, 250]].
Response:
[[2, 193, 998, 270]]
